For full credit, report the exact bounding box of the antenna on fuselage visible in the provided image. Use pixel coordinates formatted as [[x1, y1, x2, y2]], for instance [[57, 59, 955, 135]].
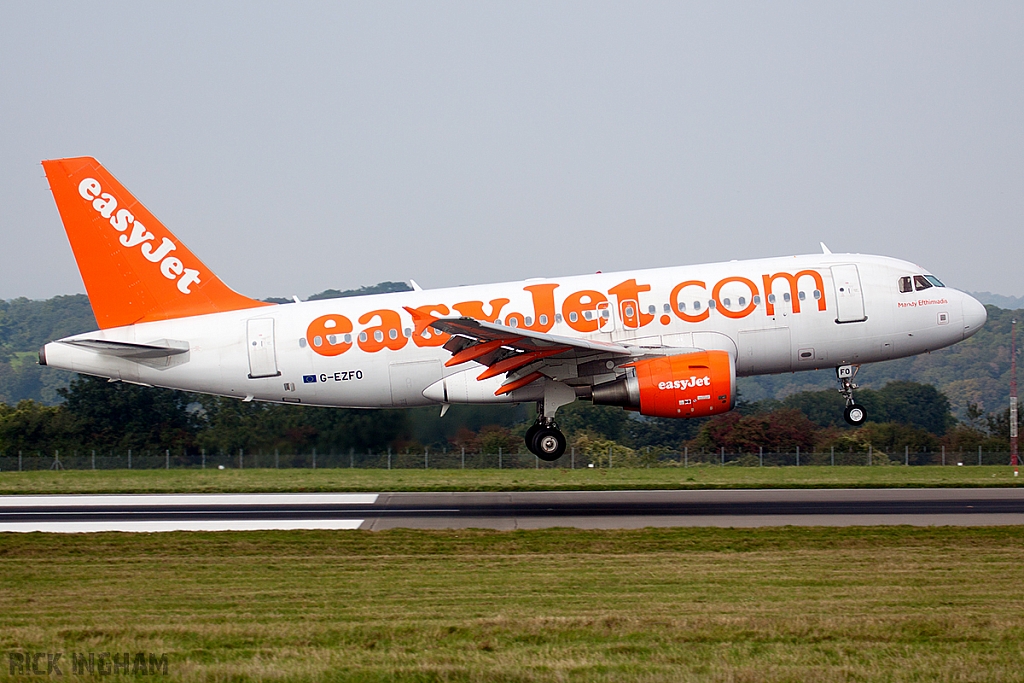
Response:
[[820, 242, 832, 254]]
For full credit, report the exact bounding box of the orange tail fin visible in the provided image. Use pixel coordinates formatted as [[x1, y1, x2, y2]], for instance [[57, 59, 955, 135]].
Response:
[[42, 157, 270, 329]]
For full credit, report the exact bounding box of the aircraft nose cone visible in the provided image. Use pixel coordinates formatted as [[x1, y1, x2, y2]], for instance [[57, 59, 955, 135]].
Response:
[[962, 294, 987, 340]]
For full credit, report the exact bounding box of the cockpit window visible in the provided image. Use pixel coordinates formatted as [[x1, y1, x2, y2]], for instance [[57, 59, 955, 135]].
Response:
[[898, 276, 913, 293], [913, 275, 933, 291], [924, 275, 945, 288]]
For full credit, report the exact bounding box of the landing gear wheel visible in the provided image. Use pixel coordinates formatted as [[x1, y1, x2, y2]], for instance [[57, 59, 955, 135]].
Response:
[[531, 426, 566, 461], [524, 424, 542, 454], [844, 404, 867, 426]]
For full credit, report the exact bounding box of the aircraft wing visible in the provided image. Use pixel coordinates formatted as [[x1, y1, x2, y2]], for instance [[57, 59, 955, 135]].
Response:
[[409, 310, 631, 396]]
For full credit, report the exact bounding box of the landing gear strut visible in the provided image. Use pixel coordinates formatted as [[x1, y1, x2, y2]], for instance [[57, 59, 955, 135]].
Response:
[[526, 416, 567, 461], [837, 364, 867, 426]]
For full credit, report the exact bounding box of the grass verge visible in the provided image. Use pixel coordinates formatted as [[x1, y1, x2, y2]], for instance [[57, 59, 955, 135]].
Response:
[[0, 465, 1021, 495], [1, 526, 1022, 681]]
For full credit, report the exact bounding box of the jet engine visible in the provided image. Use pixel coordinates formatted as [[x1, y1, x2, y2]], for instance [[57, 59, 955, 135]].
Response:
[[591, 350, 735, 418]]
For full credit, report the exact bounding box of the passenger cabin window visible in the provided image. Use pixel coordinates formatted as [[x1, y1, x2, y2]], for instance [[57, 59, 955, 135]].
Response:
[[914, 275, 933, 291], [798, 291, 806, 301], [898, 276, 913, 293], [783, 292, 791, 303], [738, 296, 746, 307]]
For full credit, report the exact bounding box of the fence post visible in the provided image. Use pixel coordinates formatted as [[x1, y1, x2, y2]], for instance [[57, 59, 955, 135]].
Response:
[[128, 449, 132, 470], [461, 446, 465, 470], [831, 446, 834, 467], [979, 445, 982, 466], [425, 447, 428, 470], [905, 445, 909, 466], [313, 448, 317, 470], [92, 450, 96, 470], [759, 446, 763, 467], [941, 446, 945, 466], [498, 447, 502, 470], [239, 449, 243, 470], [202, 448, 205, 469], [18, 451, 22, 472], [721, 446, 724, 466], [166, 449, 170, 470], [796, 446, 800, 467], [684, 446, 688, 468], [571, 446, 574, 470], [868, 445, 872, 466], [609, 445, 613, 469], [388, 447, 392, 470]]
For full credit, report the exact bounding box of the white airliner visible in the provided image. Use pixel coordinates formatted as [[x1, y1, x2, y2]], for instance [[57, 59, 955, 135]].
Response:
[[38, 157, 987, 459]]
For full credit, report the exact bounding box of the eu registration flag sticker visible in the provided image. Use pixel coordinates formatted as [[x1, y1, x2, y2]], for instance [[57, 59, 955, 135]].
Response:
[[302, 375, 317, 384]]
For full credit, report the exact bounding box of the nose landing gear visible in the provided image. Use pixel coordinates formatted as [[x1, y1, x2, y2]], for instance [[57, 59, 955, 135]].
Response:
[[837, 365, 867, 426]]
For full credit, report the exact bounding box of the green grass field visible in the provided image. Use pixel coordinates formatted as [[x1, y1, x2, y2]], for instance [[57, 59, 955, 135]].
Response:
[[1, 526, 1022, 682], [0, 464, 1020, 495]]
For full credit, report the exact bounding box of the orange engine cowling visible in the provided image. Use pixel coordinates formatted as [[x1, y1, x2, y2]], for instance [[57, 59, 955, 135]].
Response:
[[591, 350, 735, 418]]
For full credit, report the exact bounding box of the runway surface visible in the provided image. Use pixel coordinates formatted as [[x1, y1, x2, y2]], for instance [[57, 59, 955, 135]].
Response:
[[1, 488, 1023, 532]]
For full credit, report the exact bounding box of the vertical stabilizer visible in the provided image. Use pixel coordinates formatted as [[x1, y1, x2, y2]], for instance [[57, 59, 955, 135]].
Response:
[[42, 157, 270, 329]]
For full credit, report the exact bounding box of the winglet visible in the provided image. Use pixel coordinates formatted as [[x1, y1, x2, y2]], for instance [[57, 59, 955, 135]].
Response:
[[42, 157, 270, 329], [820, 242, 832, 255], [403, 306, 438, 337]]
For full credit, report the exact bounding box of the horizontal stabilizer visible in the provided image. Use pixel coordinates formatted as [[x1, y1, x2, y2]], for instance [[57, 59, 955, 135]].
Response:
[[62, 338, 190, 360]]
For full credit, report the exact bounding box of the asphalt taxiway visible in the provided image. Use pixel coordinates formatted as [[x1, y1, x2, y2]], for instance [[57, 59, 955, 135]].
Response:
[[0, 488, 1022, 532]]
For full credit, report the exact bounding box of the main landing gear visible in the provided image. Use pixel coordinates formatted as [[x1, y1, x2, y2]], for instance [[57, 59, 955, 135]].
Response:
[[837, 364, 867, 426], [525, 418, 567, 461], [524, 380, 575, 461]]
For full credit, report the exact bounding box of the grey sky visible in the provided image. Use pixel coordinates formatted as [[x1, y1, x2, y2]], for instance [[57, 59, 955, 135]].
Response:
[[1, 2, 1021, 301]]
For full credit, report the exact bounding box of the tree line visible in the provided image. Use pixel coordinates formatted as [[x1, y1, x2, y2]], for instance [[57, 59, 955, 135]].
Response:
[[0, 374, 1015, 460]]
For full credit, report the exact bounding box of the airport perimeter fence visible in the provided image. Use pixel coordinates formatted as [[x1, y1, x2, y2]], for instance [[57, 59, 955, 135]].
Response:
[[0, 446, 1017, 471]]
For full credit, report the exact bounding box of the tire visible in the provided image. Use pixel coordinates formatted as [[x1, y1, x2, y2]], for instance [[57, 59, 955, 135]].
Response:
[[532, 426, 566, 461], [844, 404, 867, 426], [524, 424, 542, 456]]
